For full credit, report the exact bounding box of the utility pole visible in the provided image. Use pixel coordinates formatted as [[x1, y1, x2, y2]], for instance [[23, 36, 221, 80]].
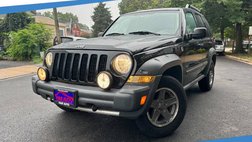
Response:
[[53, 8, 61, 44], [248, 26, 252, 54]]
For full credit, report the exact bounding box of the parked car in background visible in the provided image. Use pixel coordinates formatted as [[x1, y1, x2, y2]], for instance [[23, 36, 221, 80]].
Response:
[[53, 36, 86, 46], [243, 40, 252, 53], [215, 40, 225, 55]]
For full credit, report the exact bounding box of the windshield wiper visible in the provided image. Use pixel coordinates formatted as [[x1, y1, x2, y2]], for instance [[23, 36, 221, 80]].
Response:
[[105, 33, 125, 36], [129, 31, 161, 36]]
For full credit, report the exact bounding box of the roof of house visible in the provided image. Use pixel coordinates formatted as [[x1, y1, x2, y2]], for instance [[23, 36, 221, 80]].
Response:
[[34, 15, 66, 27]]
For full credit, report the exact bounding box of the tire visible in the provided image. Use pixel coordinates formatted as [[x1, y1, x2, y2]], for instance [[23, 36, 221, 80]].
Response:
[[56, 104, 78, 112], [136, 76, 187, 138], [198, 63, 215, 92], [220, 51, 225, 56]]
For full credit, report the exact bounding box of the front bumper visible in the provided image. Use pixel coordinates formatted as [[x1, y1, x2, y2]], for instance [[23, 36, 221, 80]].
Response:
[[32, 75, 160, 118], [215, 47, 225, 52]]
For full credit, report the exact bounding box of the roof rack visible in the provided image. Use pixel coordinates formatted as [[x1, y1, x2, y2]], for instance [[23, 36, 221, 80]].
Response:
[[185, 4, 200, 12]]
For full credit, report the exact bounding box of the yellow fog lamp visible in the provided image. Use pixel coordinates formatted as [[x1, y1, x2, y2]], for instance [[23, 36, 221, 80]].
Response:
[[37, 67, 49, 81], [97, 71, 113, 90], [127, 76, 156, 83]]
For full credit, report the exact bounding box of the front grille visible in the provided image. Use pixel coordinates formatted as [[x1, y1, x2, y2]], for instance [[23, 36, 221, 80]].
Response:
[[51, 52, 108, 84]]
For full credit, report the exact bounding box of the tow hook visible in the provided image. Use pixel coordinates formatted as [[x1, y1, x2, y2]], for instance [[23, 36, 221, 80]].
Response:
[[91, 105, 98, 112]]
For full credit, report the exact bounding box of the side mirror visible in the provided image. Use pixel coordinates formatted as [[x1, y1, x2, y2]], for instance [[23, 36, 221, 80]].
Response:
[[98, 32, 104, 37], [192, 27, 207, 39], [53, 36, 58, 46]]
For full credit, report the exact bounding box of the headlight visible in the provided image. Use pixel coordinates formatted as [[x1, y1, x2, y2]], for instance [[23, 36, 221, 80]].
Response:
[[97, 71, 113, 90], [112, 54, 132, 75], [45, 52, 53, 67]]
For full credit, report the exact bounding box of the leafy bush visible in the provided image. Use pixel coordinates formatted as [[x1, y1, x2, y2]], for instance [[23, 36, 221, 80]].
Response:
[[32, 55, 43, 64], [6, 24, 52, 61], [0, 51, 5, 60]]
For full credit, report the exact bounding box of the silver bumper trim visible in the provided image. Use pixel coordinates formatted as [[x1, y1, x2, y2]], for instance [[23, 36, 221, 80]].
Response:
[[75, 107, 120, 116]]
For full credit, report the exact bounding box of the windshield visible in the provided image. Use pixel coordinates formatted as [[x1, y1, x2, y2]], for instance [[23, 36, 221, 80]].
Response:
[[104, 11, 180, 36], [215, 40, 223, 45]]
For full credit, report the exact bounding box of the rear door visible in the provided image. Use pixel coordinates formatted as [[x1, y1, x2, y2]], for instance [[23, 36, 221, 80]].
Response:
[[194, 13, 212, 69]]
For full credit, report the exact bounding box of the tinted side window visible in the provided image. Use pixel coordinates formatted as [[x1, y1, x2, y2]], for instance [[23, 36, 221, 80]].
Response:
[[185, 13, 197, 33], [195, 14, 205, 27], [201, 16, 212, 36]]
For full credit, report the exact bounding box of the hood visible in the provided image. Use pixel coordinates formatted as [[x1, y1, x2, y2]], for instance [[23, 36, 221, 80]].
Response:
[[52, 35, 182, 54]]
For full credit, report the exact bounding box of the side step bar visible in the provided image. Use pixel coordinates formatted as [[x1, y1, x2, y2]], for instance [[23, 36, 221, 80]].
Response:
[[183, 75, 205, 90]]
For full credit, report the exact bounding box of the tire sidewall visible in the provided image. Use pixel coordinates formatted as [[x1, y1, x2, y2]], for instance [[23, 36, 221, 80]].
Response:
[[136, 76, 187, 137]]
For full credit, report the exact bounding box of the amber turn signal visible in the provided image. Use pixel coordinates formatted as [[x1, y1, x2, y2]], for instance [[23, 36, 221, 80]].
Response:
[[37, 67, 49, 81], [140, 95, 147, 106], [127, 76, 155, 83]]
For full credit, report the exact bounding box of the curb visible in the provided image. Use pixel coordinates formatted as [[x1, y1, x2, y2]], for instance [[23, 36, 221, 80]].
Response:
[[226, 55, 252, 66], [0, 65, 38, 80]]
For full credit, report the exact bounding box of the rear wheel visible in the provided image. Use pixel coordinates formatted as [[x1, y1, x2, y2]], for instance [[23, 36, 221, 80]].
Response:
[[136, 76, 187, 138], [220, 51, 225, 56], [198, 63, 215, 92]]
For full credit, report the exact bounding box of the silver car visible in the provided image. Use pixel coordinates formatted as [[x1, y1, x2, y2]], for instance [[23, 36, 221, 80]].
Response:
[[215, 40, 225, 55]]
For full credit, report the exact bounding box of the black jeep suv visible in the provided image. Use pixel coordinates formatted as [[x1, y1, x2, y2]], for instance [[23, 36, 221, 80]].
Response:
[[32, 5, 216, 137]]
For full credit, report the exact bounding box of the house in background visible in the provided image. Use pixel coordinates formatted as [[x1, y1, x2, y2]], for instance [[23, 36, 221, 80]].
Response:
[[65, 23, 92, 38], [34, 15, 67, 37]]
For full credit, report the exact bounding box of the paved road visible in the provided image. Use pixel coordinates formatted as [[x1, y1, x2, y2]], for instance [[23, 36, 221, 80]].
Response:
[[0, 57, 252, 142]]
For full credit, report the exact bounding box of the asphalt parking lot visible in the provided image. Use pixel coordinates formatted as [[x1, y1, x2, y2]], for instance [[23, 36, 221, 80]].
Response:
[[0, 56, 252, 142]]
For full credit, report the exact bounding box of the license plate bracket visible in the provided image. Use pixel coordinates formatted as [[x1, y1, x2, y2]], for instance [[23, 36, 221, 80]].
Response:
[[54, 89, 77, 108]]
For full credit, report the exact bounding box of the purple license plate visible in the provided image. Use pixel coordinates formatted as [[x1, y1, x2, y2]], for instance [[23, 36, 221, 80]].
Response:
[[54, 89, 76, 107]]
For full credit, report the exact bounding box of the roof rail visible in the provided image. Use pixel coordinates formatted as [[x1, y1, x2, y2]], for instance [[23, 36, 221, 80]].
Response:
[[185, 4, 200, 12]]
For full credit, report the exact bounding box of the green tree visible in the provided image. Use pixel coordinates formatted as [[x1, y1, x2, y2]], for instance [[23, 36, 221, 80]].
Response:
[[43, 11, 79, 23], [6, 24, 52, 60], [0, 12, 33, 46], [91, 3, 113, 37], [220, 0, 251, 53], [0, 12, 33, 32], [43, 11, 89, 30], [201, 0, 231, 40], [119, 0, 171, 14], [78, 23, 89, 30], [119, 0, 202, 14]]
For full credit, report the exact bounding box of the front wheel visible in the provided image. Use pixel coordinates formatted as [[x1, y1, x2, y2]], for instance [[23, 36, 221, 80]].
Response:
[[136, 76, 187, 138]]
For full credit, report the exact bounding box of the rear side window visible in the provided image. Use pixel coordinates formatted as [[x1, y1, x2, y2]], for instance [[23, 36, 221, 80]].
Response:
[[195, 14, 205, 27], [201, 16, 212, 36], [185, 13, 197, 33]]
